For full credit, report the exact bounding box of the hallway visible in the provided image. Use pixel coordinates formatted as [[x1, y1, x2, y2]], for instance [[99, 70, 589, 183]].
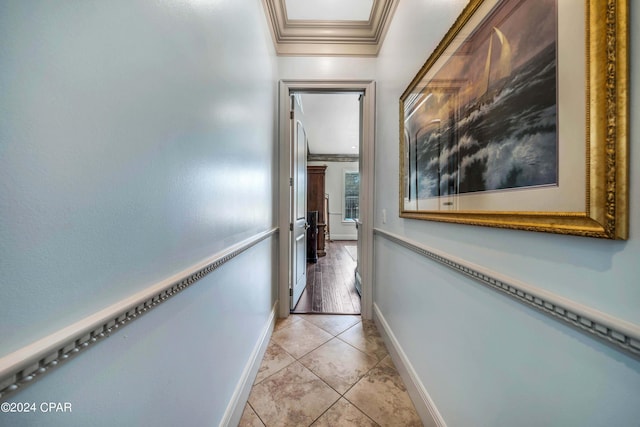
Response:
[[1, 1, 637, 426], [240, 315, 422, 426]]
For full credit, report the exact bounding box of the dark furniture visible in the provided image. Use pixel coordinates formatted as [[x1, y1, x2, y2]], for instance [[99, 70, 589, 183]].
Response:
[[307, 211, 318, 263], [307, 165, 327, 257]]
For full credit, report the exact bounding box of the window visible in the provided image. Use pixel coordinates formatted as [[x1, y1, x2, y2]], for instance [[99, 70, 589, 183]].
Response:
[[343, 170, 359, 221]]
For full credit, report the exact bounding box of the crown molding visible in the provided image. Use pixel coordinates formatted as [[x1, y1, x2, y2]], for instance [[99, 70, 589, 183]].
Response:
[[261, 0, 399, 56]]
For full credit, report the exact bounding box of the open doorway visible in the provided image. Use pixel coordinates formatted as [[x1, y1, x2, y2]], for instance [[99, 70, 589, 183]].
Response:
[[278, 80, 375, 320], [291, 92, 362, 314]]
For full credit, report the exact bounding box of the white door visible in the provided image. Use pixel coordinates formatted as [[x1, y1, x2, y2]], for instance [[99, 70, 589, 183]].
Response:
[[290, 95, 308, 309], [355, 94, 364, 295]]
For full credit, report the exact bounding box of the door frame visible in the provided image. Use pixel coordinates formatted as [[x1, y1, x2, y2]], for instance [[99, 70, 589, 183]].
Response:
[[278, 80, 376, 319]]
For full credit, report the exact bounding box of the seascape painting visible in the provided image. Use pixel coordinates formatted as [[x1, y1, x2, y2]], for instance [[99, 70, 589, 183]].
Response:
[[403, 0, 558, 203]]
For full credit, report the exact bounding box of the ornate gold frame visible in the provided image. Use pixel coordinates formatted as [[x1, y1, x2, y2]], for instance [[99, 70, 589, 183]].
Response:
[[398, 0, 628, 239]]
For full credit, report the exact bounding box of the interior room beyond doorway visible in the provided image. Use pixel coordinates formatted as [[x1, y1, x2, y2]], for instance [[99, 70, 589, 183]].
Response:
[[292, 92, 362, 314]]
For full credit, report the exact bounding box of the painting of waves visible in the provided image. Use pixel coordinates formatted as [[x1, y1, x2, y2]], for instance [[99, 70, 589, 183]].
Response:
[[404, 0, 558, 200]]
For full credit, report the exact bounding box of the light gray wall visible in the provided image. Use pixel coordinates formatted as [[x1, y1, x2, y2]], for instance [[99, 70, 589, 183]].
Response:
[[308, 161, 359, 241], [0, 0, 278, 425], [374, 1, 640, 426], [277, 56, 376, 81]]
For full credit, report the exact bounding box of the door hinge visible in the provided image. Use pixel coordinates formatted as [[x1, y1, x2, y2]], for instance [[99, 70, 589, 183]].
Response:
[[289, 288, 293, 296], [290, 111, 294, 120], [289, 223, 293, 231], [289, 177, 293, 186]]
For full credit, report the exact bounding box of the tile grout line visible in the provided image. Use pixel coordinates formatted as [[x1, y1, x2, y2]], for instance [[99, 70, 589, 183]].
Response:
[[255, 316, 351, 386], [245, 316, 407, 427], [250, 341, 296, 387], [293, 338, 389, 427], [341, 393, 383, 427], [297, 317, 392, 426], [246, 401, 267, 427]]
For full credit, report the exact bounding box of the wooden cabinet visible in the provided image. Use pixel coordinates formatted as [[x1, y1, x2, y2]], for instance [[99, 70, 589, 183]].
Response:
[[307, 165, 327, 257]]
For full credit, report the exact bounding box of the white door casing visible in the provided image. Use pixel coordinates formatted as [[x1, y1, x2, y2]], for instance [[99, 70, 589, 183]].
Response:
[[278, 80, 375, 319]]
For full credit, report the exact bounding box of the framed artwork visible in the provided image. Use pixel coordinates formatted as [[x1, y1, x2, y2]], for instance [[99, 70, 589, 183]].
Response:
[[399, 0, 628, 239]]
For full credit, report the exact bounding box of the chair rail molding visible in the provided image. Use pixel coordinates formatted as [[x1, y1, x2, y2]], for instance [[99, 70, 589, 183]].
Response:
[[0, 228, 278, 401], [373, 228, 640, 360]]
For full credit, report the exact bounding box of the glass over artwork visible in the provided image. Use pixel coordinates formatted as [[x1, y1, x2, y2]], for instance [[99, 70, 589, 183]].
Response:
[[399, 0, 628, 239], [403, 0, 557, 208]]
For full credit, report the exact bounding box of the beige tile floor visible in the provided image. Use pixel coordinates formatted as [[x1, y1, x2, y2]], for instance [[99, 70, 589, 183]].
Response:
[[240, 315, 422, 427]]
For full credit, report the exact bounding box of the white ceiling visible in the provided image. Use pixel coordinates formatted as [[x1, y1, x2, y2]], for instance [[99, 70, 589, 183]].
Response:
[[300, 93, 360, 155], [284, 0, 374, 21]]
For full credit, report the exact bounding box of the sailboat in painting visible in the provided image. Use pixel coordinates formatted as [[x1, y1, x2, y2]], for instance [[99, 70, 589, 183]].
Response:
[[478, 27, 512, 102]]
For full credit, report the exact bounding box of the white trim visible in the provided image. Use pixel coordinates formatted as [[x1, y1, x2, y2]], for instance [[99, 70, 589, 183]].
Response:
[[278, 80, 376, 320], [373, 303, 447, 427], [278, 81, 293, 319], [359, 82, 375, 319], [0, 228, 279, 400], [221, 302, 277, 427], [373, 228, 640, 359], [260, 0, 399, 56], [329, 234, 357, 241], [342, 168, 359, 222]]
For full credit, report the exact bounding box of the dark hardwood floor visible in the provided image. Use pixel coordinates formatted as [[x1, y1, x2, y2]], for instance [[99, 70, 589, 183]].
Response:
[[292, 240, 361, 314]]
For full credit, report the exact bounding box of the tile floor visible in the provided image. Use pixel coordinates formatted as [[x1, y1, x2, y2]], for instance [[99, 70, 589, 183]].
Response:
[[240, 314, 422, 427]]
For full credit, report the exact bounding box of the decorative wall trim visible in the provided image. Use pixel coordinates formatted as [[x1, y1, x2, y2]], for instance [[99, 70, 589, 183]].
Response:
[[0, 228, 279, 401], [373, 303, 447, 427], [221, 302, 277, 427], [373, 228, 640, 359]]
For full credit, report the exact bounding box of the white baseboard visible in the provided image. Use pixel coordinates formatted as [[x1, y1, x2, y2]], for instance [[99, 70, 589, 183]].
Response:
[[329, 234, 357, 241], [373, 303, 447, 427], [221, 302, 277, 427]]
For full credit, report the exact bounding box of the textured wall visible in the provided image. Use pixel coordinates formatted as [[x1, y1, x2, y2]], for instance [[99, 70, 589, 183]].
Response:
[[373, 0, 640, 426], [0, 0, 278, 425]]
